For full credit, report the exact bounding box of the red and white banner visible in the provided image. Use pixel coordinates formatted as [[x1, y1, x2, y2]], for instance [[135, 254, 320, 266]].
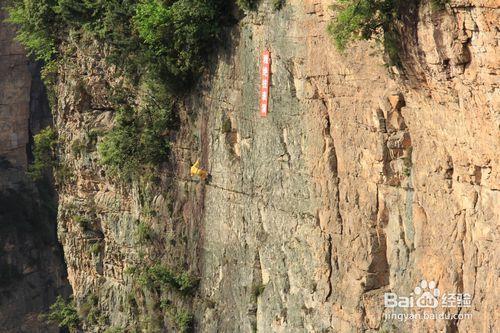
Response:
[[259, 50, 271, 117]]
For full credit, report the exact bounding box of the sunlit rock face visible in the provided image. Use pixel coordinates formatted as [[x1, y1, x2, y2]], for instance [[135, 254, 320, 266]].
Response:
[[188, 2, 498, 332]]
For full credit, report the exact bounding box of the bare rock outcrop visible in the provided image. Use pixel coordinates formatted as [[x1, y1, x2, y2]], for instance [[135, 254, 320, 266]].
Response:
[[189, 1, 499, 332]]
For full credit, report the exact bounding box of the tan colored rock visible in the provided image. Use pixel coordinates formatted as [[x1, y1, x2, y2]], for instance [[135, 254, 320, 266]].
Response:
[[49, 1, 499, 332]]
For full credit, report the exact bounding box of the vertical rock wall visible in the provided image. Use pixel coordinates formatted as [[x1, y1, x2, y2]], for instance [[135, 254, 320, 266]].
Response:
[[190, 1, 499, 332], [0, 9, 70, 333], [45, 0, 498, 332]]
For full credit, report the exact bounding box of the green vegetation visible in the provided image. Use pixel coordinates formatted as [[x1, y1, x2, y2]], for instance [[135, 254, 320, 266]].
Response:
[[379, 322, 399, 333], [79, 293, 98, 322], [77, 293, 108, 325], [160, 301, 193, 333], [236, 0, 284, 11], [125, 292, 138, 311], [7, 0, 232, 180], [73, 215, 91, 230], [134, 0, 224, 89], [54, 162, 75, 185], [141, 205, 158, 217], [272, 0, 286, 10], [28, 127, 57, 181], [136, 221, 154, 244], [43, 296, 80, 330], [97, 106, 145, 179], [97, 79, 176, 180], [137, 264, 199, 295], [89, 242, 101, 256], [97, 86, 173, 180], [328, 0, 447, 65], [173, 308, 194, 332], [252, 283, 266, 297], [85, 128, 103, 148], [6, 0, 58, 63], [431, 0, 449, 11], [403, 146, 413, 177], [327, 0, 405, 65], [236, 0, 258, 11], [70, 138, 85, 157], [221, 118, 232, 134], [7, 0, 229, 86]]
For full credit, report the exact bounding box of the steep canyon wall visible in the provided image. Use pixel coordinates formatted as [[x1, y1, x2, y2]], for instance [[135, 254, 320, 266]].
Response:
[[190, 1, 498, 332], [7, 0, 497, 332]]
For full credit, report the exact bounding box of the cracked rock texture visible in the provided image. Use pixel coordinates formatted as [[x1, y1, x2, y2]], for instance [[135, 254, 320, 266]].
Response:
[[24, 0, 499, 332], [191, 1, 499, 332]]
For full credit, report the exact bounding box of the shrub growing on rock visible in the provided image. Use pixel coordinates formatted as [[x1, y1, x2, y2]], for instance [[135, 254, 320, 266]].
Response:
[[6, 0, 58, 62], [327, 0, 405, 65], [9, 0, 231, 180], [97, 100, 171, 179], [43, 296, 80, 330], [134, 0, 224, 89], [138, 264, 199, 295], [236, 0, 259, 11], [29, 127, 57, 181]]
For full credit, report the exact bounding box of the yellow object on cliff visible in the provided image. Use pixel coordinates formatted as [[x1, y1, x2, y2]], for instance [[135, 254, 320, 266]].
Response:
[[190, 159, 208, 180]]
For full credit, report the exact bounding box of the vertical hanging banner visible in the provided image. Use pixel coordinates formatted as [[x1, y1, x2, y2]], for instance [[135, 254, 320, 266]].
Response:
[[260, 50, 271, 117]]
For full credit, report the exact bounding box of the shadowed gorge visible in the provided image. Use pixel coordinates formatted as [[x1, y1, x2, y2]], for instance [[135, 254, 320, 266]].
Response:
[[0, 8, 70, 332]]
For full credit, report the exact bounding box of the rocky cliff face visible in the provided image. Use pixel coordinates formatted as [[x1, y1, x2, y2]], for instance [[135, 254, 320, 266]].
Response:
[[31, 0, 499, 332], [0, 9, 70, 333], [189, 2, 498, 332]]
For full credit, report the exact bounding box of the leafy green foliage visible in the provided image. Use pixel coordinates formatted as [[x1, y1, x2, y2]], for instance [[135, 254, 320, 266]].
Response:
[[70, 138, 86, 157], [79, 293, 98, 318], [8, 0, 232, 180], [9, 0, 227, 88], [73, 215, 91, 230], [136, 221, 154, 244], [44, 296, 80, 330], [328, 0, 399, 50], [54, 162, 75, 185], [97, 97, 171, 179], [160, 301, 194, 333], [134, 0, 223, 89], [89, 242, 101, 256], [6, 0, 58, 62], [28, 127, 57, 181], [138, 264, 199, 295], [221, 117, 232, 133], [173, 308, 193, 332], [97, 106, 141, 178], [272, 0, 285, 10], [97, 79, 175, 180], [236, 0, 258, 11], [252, 283, 266, 297], [327, 0, 404, 65]]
